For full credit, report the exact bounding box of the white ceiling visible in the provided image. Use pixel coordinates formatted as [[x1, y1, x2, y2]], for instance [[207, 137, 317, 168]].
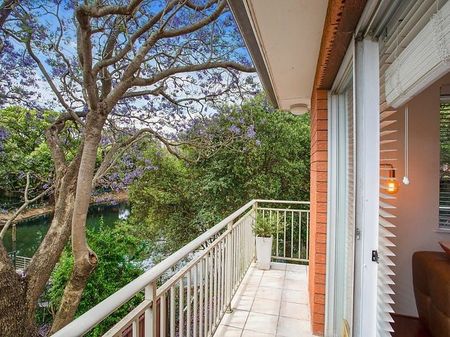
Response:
[[244, 0, 328, 111]]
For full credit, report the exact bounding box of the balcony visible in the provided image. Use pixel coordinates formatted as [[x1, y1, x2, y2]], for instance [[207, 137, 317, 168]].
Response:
[[52, 200, 311, 337], [215, 262, 310, 337]]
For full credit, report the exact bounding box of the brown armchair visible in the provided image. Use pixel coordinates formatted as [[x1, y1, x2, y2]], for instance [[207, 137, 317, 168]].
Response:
[[412, 251, 450, 337]]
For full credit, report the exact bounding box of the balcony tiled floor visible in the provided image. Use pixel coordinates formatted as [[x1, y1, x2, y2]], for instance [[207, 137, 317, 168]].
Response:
[[214, 262, 315, 337]]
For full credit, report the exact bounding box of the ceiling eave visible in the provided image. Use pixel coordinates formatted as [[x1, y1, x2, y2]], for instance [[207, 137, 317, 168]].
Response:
[[227, 0, 278, 108], [227, 0, 328, 112]]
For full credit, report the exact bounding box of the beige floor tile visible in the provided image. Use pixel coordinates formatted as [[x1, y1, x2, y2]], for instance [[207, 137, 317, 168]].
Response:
[[248, 266, 264, 276], [285, 264, 307, 272], [244, 312, 279, 335], [276, 316, 311, 336], [256, 286, 283, 301], [239, 284, 259, 297], [271, 262, 287, 270], [285, 271, 306, 281], [263, 269, 286, 279], [251, 298, 281, 316], [283, 279, 307, 291], [244, 275, 263, 286], [232, 295, 254, 311], [214, 263, 311, 337], [280, 302, 310, 320], [242, 330, 275, 337], [214, 325, 243, 337], [221, 310, 250, 329], [259, 276, 284, 289], [282, 289, 308, 304]]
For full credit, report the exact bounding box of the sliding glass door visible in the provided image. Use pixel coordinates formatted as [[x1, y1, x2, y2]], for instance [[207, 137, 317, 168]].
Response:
[[327, 72, 355, 336]]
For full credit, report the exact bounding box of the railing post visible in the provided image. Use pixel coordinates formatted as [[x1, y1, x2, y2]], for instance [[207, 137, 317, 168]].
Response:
[[225, 220, 233, 313], [252, 201, 258, 261], [145, 281, 157, 337]]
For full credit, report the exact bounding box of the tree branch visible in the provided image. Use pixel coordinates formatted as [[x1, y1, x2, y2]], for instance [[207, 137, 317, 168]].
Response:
[[0, 0, 18, 30], [162, 0, 225, 38], [24, 38, 85, 126], [133, 61, 255, 87], [91, 0, 180, 76], [0, 173, 52, 239], [75, 9, 98, 111], [77, 0, 143, 18]]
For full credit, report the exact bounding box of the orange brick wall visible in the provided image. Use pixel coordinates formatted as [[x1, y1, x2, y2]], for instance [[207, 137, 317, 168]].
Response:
[[309, 89, 328, 336]]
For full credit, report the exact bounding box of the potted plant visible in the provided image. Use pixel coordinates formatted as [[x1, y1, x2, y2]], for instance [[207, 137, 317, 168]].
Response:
[[253, 214, 278, 270]]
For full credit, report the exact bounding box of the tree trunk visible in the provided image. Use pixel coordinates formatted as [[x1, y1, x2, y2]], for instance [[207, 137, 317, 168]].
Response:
[[50, 110, 108, 333], [24, 182, 76, 327], [0, 243, 38, 337], [0, 137, 80, 336]]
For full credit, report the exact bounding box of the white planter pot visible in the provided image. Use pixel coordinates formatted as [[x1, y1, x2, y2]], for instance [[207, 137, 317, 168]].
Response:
[[255, 236, 273, 270]]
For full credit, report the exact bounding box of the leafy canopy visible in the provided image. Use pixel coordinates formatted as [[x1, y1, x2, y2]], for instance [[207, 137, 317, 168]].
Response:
[[129, 95, 310, 254], [0, 107, 57, 193]]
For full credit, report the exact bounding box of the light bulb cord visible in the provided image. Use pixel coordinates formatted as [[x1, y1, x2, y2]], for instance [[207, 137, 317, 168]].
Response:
[[403, 106, 410, 185]]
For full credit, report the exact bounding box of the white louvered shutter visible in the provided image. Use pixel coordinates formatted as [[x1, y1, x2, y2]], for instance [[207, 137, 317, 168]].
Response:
[[377, 108, 398, 337], [376, 2, 447, 335], [385, 0, 450, 108]]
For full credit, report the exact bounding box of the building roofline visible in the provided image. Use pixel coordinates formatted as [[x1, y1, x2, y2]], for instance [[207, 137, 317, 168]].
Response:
[[227, 0, 279, 108], [313, 0, 367, 91]]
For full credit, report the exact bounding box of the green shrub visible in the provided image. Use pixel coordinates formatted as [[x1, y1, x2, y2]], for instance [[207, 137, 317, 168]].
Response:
[[45, 220, 148, 336], [253, 213, 279, 238]]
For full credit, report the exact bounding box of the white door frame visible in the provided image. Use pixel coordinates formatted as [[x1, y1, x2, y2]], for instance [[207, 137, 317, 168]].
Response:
[[326, 38, 380, 337], [325, 41, 354, 337], [352, 38, 380, 337]]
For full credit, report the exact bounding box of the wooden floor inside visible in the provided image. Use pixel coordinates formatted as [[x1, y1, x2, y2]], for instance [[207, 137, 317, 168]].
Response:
[[392, 314, 432, 337]]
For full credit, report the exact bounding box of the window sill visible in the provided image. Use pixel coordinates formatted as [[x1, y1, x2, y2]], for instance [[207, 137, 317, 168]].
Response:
[[434, 228, 450, 234]]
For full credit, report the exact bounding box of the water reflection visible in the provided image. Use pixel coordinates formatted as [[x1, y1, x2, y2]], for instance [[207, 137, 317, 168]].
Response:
[[3, 203, 130, 257]]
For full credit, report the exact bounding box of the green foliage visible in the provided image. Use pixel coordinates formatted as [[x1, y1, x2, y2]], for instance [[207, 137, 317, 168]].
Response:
[[128, 144, 208, 258], [46, 220, 147, 336], [253, 213, 279, 238], [0, 107, 57, 193], [130, 94, 310, 255]]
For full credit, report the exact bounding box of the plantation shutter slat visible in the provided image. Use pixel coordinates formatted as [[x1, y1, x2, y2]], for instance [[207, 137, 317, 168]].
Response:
[[380, 110, 396, 121], [384, 1, 450, 108], [377, 108, 398, 337]]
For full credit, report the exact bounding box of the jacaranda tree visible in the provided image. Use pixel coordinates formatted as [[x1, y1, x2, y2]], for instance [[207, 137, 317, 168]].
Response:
[[0, 1, 256, 335]]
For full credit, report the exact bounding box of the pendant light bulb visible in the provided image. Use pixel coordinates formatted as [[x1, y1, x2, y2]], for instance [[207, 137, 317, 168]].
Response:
[[387, 178, 400, 194], [402, 176, 410, 185]]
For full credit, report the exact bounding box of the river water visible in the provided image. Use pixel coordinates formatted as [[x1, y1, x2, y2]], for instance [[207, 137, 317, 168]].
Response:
[[3, 203, 130, 257]]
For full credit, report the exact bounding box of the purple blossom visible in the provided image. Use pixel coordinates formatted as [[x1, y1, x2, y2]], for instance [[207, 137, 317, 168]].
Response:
[[123, 168, 144, 185], [246, 125, 256, 139], [144, 159, 157, 171], [0, 128, 8, 141], [228, 125, 241, 135]]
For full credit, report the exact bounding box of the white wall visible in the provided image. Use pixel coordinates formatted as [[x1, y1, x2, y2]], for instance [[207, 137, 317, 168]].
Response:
[[391, 72, 450, 317]]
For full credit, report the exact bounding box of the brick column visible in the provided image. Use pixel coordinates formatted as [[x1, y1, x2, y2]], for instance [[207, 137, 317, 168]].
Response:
[[308, 89, 328, 336]]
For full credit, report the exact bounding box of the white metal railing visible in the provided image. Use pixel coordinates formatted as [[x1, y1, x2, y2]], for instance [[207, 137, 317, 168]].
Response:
[[51, 199, 309, 337], [8, 253, 32, 271], [256, 200, 310, 262]]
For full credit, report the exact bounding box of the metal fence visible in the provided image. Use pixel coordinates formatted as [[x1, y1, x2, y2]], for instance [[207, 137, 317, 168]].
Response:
[[256, 200, 310, 263], [52, 199, 310, 337], [8, 253, 32, 271]]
